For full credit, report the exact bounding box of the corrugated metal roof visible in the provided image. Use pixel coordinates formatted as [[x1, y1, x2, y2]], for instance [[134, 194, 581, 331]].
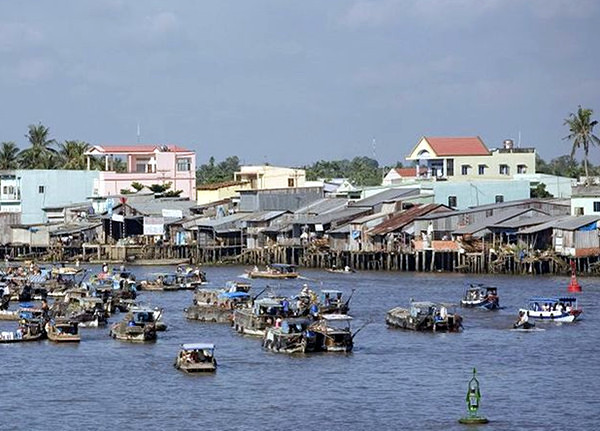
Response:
[[518, 217, 570, 235], [490, 214, 556, 229], [294, 207, 370, 225], [350, 188, 420, 208], [239, 210, 289, 222], [294, 198, 348, 215], [126, 199, 196, 217], [554, 215, 600, 231], [182, 213, 248, 229], [453, 208, 549, 235], [369, 204, 451, 236]]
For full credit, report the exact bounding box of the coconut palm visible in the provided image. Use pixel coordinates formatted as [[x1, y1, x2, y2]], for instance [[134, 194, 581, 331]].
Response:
[[564, 106, 600, 182], [0, 141, 20, 169], [58, 140, 90, 169], [19, 123, 58, 169]]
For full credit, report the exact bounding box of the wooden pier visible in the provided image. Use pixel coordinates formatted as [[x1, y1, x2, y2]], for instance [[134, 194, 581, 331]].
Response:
[[1, 244, 596, 275]]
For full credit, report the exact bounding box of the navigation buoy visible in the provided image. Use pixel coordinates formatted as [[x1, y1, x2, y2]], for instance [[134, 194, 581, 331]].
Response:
[[458, 368, 489, 425], [568, 260, 582, 293]]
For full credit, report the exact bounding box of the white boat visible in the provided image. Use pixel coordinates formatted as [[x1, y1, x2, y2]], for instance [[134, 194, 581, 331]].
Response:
[[519, 297, 582, 323]]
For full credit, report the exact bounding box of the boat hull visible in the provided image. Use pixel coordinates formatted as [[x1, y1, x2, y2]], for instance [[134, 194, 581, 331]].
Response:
[[519, 308, 581, 323], [184, 306, 233, 323]]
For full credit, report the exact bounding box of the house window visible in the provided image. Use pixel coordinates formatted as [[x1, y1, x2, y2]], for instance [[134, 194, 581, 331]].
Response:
[[486, 209, 493, 217], [478, 165, 486, 175], [593, 202, 600, 212], [38, 185, 45, 194], [448, 195, 457, 207], [499, 164, 509, 175], [446, 159, 454, 176], [176, 158, 191, 172], [135, 158, 150, 173], [495, 195, 504, 203], [461, 165, 471, 175], [517, 164, 527, 174], [288, 178, 295, 187], [575, 207, 584, 216]]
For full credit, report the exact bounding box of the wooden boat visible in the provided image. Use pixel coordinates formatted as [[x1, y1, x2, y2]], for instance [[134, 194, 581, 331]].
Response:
[[232, 298, 286, 337], [325, 266, 355, 274], [184, 288, 252, 323], [461, 284, 500, 310], [138, 273, 179, 291], [386, 301, 463, 332], [109, 309, 157, 342], [174, 343, 217, 373], [246, 264, 299, 279], [519, 297, 582, 323], [45, 319, 81, 342], [0, 320, 46, 343], [262, 318, 314, 353], [0, 309, 20, 321], [309, 314, 354, 352], [317, 289, 352, 315]]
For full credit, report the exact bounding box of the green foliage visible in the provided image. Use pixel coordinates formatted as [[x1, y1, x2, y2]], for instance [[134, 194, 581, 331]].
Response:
[[196, 156, 240, 184], [564, 106, 600, 181], [530, 183, 553, 198], [148, 182, 183, 197], [131, 182, 145, 192], [18, 123, 58, 169], [305, 156, 384, 186], [58, 140, 90, 169], [536, 155, 583, 178], [0, 141, 20, 169], [120, 188, 134, 195]]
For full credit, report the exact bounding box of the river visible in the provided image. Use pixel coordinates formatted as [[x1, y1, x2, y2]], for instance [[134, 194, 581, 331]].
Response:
[[1, 266, 598, 431]]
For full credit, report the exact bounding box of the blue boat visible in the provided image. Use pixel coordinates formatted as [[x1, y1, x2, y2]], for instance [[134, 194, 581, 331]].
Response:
[[460, 284, 500, 310]]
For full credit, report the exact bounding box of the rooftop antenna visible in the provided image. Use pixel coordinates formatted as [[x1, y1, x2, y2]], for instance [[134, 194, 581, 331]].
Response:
[[518, 130, 521, 148], [137, 122, 141, 144]]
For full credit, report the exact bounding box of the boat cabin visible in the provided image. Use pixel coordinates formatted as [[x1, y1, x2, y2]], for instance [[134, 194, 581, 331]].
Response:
[[252, 298, 285, 316], [527, 297, 579, 313], [175, 343, 217, 373], [268, 263, 297, 275]]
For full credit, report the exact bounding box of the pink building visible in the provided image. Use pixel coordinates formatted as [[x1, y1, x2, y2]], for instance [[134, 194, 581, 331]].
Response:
[[85, 144, 196, 198]]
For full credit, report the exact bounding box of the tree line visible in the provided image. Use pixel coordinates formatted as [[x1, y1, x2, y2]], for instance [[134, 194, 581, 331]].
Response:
[[3, 106, 598, 187]]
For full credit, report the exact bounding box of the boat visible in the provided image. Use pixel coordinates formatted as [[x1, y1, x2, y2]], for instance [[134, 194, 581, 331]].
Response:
[[174, 343, 217, 373], [184, 287, 252, 323], [325, 266, 355, 274], [109, 309, 157, 342], [246, 264, 299, 279], [0, 309, 20, 321], [308, 314, 355, 352], [316, 289, 353, 315], [386, 301, 463, 332], [175, 267, 208, 289], [460, 284, 500, 310], [519, 297, 582, 323], [45, 319, 81, 342], [262, 318, 314, 353], [0, 320, 46, 343], [130, 306, 167, 331], [232, 297, 286, 336], [55, 296, 108, 327], [262, 314, 354, 353], [138, 273, 179, 291]]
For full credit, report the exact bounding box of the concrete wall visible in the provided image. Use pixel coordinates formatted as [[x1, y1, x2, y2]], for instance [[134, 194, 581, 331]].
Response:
[[571, 197, 600, 216], [235, 166, 306, 190], [432, 180, 531, 210], [17, 170, 99, 224]]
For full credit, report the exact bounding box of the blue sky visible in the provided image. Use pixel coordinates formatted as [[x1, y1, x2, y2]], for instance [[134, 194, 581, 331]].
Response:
[[1, 0, 599, 166]]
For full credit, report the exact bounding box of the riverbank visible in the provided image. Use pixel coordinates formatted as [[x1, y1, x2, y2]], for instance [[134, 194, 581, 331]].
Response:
[[2, 243, 598, 275]]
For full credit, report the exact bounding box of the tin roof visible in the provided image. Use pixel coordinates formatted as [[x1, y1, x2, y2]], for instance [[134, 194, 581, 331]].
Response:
[[350, 188, 420, 208], [453, 208, 549, 236]]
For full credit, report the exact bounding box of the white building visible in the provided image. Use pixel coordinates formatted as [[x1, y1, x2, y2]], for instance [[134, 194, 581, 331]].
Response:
[[571, 186, 600, 216], [234, 165, 306, 190]]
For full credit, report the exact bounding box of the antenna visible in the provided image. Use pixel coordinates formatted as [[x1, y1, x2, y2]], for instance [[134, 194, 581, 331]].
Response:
[[518, 130, 521, 148], [137, 122, 141, 144]]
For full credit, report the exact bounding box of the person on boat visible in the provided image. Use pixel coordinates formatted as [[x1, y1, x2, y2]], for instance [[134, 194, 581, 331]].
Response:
[[439, 306, 448, 321], [310, 303, 319, 318], [344, 266, 351, 272], [275, 317, 282, 328], [515, 311, 529, 327], [102, 263, 109, 274], [253, 265, 259, 273]]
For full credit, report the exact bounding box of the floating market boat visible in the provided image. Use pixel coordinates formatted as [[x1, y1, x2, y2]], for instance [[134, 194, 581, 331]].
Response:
[[386, 301, 463, 332], [0, 319, 46, 343], [45, 319, 81, 343], [109, 309, 157, 342], [317, 289, 353, 315], [460, 284, 500, 310], [309, 314, 355, 352], [185, 288, 252, 323], [0, 309, 20, 321], [262, 318, 314, 353], [232, 297, 286, 336], [519, 297, 582, 323], [246, 264, 299, 279], [174, 343, 217, 373], [325, 266, 355, 274]]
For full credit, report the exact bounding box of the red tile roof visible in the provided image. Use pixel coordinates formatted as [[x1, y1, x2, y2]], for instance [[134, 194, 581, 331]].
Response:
[[424, 137, 489, 156], [89, 144, 193, 154], [395, 167, 427, 177]]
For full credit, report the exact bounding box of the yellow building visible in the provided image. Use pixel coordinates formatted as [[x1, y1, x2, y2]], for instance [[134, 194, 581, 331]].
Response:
[[196, 180, 250, 205], [405, 136, 536, 181], [234, 165, 306, 189]]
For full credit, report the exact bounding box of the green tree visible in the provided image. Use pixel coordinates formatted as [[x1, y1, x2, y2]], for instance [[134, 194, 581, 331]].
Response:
[[564, 106, 600, 182], [148, 182, 182, 197], [196, 156, 240, 184], [58, 140, 90, 169], [19, 123, 58, 168], [530, 183, 553, 198], [0, 141, 20, 169]]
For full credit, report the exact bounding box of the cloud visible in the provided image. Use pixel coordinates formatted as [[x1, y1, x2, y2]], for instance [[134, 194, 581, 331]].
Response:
[[0, 22, 43, 52]]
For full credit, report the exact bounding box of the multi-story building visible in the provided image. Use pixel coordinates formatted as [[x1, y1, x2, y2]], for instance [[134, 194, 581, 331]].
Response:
[[404, 136, 536, 180], [85, 144, 196, 199], [234, 165, 306, 190]]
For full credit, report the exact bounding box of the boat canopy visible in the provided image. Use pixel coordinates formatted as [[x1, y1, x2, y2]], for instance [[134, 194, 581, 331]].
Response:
[[269, 263, 296, 269], [321, 290, 343, 295], [218, 291, 250, 299], [528, 297, 577, 303], [322, 314, 353, 321], [181, 343, 215, 351], [255, 298, 284, 307]]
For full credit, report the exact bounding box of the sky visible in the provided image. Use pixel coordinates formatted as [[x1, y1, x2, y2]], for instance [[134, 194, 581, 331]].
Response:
[[1, 0, 599, 167]]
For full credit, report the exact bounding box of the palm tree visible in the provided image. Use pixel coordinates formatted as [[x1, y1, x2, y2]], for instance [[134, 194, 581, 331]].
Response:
[[19, 123, 58, 169], [58, 140, 90, 169], [0, 141, 20, 169], [564, 106, 600, 182]]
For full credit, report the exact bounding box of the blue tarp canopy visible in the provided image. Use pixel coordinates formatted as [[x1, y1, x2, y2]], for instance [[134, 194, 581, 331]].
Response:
[[218, 291, 250, 299]]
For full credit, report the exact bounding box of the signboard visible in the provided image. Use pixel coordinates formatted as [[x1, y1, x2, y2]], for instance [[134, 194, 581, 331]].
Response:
[[111, 214, 124, 222], [162, 209, 183, 218], [144, 217, 165, 236]]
